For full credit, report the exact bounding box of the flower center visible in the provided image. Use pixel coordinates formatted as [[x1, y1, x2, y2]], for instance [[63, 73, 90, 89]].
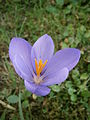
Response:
[[35, 58, 48, 77], [33, 75, 43, 84]]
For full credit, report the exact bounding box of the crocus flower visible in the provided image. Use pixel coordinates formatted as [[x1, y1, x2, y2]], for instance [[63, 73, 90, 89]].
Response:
[[9, 34, 80, 96]]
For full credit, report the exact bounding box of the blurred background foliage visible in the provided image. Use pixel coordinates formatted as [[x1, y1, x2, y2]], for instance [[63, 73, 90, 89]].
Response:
[[0, 0, 90, 120]]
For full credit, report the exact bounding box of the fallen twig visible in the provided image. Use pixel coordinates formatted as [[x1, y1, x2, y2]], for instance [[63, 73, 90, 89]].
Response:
[[0, 100, 16, 111]]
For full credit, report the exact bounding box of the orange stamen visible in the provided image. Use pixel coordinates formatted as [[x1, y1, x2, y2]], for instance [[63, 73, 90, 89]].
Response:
[[39, 59, 42, 67], [35, 59, 48, 76]]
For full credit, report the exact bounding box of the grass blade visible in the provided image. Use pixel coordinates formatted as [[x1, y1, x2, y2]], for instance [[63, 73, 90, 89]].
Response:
[[19, 92, 24, 120]]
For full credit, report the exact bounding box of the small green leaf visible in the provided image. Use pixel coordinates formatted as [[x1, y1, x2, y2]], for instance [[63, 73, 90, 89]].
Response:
[[51, 85, 60, 93], [85, 30, 90, 38], [7, 95, 19, 104], [46, 6, 58, 13], [63, 31, 69, 37], [70, 94, 77, 102], [80, 73, 88, 80], [62, 42, 69, 48], [56, 0, 64, 6], [49, 91, 55, 99], [68, 88, 76, 95], [65, 81, 73, 88], [72, 69, 80, 80], [80, 25, 86, 32], [43, 108, 47, 113], [22, 100, 29, 108]]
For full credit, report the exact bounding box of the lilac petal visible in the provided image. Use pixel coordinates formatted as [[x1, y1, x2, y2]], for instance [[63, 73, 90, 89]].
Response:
[[9, 37, 33, 80], [13, 54, 33, 81], [24, 80, 51, 96], [24, 80, 38, 93], [34, 86, 51, 96], [41, 68, 69, 86], [31, 34, 54, 72], [44, 48, 80, 77]]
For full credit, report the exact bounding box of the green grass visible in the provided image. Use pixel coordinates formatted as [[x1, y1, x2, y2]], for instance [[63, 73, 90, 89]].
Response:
[[0, 0, 90, 120]]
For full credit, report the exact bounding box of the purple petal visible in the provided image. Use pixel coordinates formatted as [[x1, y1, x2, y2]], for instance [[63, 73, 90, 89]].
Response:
[[41, 68, 69, 86], [44, 48, 80, 77], [24, 80, 38, 93], [13, 54, 33, 81], [9, 37, 33, 80], [24, 80, 51, 96], [34, 86, 51, 96], [31, 34, 54, 72]]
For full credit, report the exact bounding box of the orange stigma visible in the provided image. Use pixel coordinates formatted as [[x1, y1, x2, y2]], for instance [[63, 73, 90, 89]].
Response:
[[35, 58, 48, 77]]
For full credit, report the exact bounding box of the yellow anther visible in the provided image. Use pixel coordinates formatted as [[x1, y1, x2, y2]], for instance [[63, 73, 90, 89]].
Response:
[[43, 60, 48, 68], [39, 59, 42, 67], [35, 59, 48, 77]]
